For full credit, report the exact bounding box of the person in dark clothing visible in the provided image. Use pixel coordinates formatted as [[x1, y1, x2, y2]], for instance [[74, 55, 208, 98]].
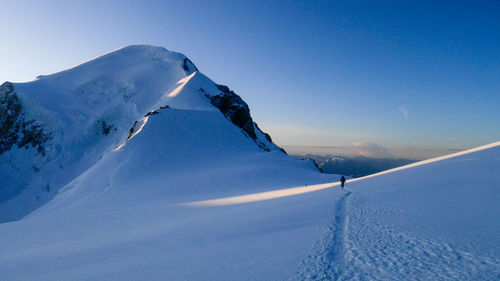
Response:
[[340, 176, 346, 188]]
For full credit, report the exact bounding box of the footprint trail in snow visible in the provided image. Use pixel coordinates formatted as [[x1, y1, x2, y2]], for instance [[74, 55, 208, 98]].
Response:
[[295, 190, 352, 280], [295, 189, 500, 280]]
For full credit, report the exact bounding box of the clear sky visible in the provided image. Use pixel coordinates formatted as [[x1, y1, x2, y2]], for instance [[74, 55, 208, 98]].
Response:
[[1, 0, 499, 159]]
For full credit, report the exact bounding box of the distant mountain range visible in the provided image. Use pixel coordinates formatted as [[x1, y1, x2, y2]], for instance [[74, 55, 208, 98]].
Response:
[[295, 154, 417, 177]]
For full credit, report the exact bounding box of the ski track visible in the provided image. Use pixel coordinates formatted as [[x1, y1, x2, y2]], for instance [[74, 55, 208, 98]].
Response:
[[295, 192, 500, 281]]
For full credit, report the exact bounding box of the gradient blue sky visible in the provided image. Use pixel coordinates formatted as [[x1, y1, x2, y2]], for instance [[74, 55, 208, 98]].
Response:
[[1, 0, 499, 159]]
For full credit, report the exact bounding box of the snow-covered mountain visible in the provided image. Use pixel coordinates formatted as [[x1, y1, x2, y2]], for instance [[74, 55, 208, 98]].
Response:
[[0, 45, 303, 222], [0, 45, 498, 280]]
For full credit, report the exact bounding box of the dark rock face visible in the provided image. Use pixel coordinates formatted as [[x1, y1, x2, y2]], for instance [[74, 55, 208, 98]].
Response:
[[127, 121, 138, 140], [204, 84, 286, 153], [144, 105, 170, 117], [101, 121, 113, 136], [0, 82, 21, 154], [310, 158, 323, 173], [0, 82, 50, 155], [207, 85, 257, 139]]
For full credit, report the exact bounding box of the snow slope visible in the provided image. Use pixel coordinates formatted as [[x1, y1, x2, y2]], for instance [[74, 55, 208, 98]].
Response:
[[297, 143, 500, 280], [0, 45, 285, 222], [0, 138, 498, 280], [0, 43, 339, 279], [0, 45, 498, 280], [182, 141, 500, 206]]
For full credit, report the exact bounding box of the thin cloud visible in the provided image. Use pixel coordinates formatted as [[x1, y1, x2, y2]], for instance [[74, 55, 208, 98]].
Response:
[[282, 145, 344, 149], [353, 142, 393, 158], [397, 106, 408, 118], [433, 114, 480, 120]]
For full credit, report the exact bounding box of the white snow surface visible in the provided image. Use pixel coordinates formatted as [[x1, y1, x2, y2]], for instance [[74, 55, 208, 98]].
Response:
[[0, 45, 499, 280], [0, 45, 280, 222], [1, 138, 499, 280]]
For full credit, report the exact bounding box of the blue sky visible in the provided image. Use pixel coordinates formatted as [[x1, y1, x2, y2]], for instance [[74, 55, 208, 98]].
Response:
[[1, 0, 499, 159]]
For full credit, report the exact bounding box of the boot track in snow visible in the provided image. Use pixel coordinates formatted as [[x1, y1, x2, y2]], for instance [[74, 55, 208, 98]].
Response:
[[295, 190, 352, 280]]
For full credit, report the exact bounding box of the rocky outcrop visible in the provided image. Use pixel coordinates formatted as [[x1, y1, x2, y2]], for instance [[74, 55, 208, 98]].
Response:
[[204, 84, 286, 153], [206, 84, 257, 139], [0, 82, 21, 154], [101, 120, 113, 136], [0, 82, 50, 155]]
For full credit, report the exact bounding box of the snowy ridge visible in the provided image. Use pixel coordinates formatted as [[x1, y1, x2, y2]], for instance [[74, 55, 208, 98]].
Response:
[[182, 141, 500, 206], [0, 45, 287, 222]]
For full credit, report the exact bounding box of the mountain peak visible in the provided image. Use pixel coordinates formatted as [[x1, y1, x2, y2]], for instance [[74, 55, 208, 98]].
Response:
[[35, 44, 198, 83], [0, 45, 290, 222]]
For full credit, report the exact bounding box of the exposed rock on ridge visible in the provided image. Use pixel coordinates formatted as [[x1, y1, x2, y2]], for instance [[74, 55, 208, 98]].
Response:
[[0, 82, 51, 155], [208, 84, 256, 139], [203, 84, 286, 153]]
